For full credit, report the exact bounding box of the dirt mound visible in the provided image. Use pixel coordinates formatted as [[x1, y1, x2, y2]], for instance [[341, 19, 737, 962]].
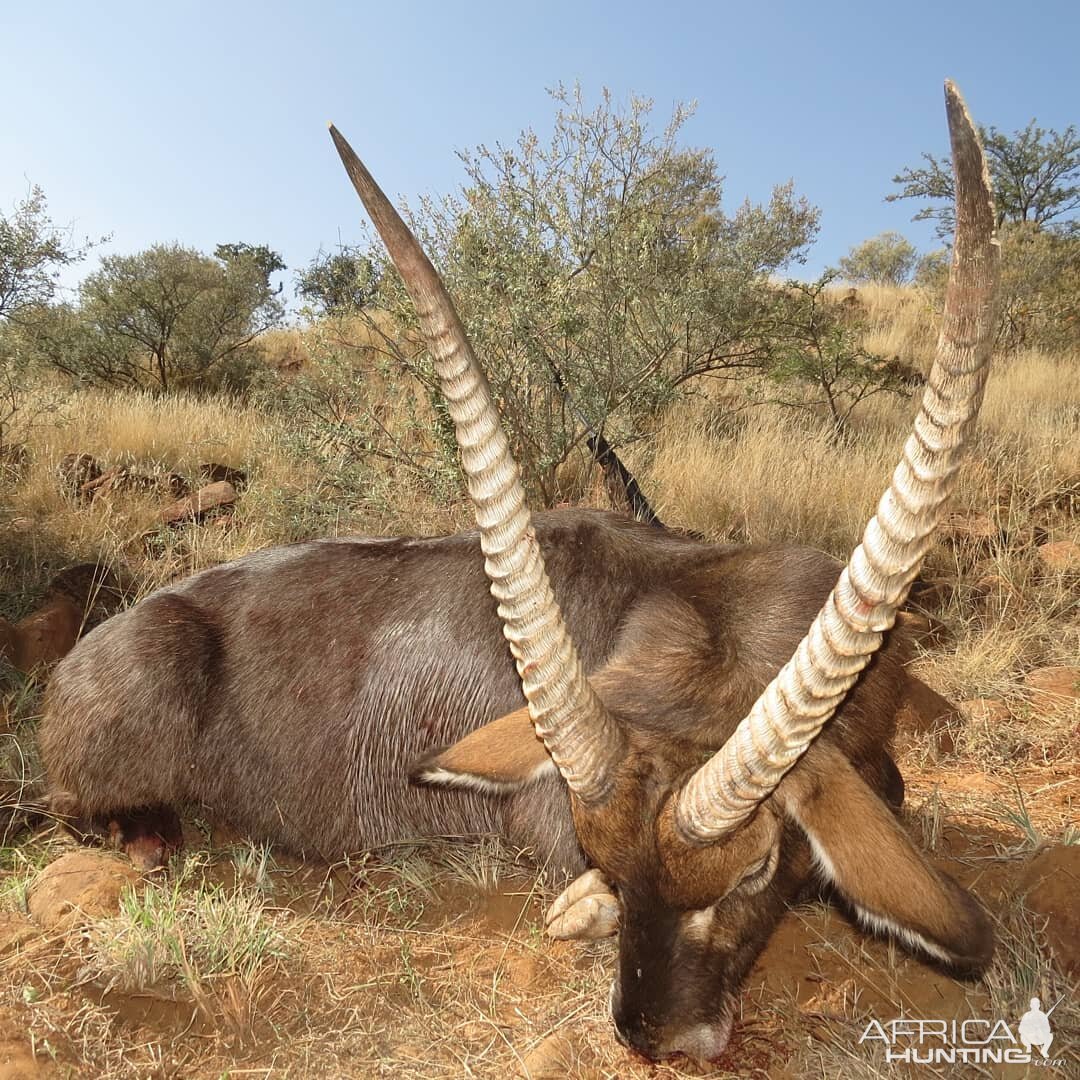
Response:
[[0, 1001, 64, 1079], [1024, 665, 1080, 709], [27, 851, 142, 931], [519, 1032, 577, 1078], [1018, 844, 1080, 975]]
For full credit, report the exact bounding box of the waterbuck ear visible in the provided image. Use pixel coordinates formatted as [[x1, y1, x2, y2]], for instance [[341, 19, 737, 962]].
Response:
[[777, 744, 994, 975], [408, 707, 557, 795]]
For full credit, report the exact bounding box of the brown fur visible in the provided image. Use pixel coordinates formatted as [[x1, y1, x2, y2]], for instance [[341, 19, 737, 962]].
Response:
[[778, 745, 992, 971], [41, 511, 702, 871]]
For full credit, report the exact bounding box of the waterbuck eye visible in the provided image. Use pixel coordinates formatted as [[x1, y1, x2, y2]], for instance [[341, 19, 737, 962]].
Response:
[[735, 848, 777, 894]]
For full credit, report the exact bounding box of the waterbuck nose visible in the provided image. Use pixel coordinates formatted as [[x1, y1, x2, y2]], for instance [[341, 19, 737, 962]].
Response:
[[612, 983, 734, 1063], [611, 985, 661, 1059], [614, 1015, 733, 1063], [612, 1013, 659, 1059]]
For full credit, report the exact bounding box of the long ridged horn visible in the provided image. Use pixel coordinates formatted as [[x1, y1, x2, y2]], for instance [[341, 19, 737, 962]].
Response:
[[329, 125, 624, 803], [676, 81, 1000, 842]]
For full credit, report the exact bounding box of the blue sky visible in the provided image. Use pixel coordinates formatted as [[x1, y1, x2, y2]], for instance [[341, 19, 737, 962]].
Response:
[[4, 0, 1077, 297]]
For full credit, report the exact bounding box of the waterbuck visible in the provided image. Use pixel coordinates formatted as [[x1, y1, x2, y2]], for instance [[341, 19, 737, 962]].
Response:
[[40, 82, 999, 1062]]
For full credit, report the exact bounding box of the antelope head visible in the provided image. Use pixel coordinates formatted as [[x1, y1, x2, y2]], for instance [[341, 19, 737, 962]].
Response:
[[330, 81, 999, 1062]]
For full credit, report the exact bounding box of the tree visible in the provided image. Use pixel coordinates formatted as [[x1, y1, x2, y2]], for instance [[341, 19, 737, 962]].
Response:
[[759, 275, 914, 438], [0, 187, 95, 451], [354, 85, 819, 503], [889, 120, 1080, 238], [215, 242, 286, 290], [295, 246, 380, 314], [56, 243, 285, 390], [912, 225, 1080, 353], [0, 186, 95, 325], [993, 223, 1080, 351], [914, 247, 950, 288], [837, 232, 918, 285]]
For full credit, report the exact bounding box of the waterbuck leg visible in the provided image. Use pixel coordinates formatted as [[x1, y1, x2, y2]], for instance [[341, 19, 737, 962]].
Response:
[[544, 352, 663, 528], [585, 427, 664, 529], [107, 805, 183, 870], [545, 867, 620, 940]]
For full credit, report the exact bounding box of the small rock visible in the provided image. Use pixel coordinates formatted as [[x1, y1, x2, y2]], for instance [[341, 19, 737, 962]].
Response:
[[161, 480, 238, 526], [207, 514, 237, 534], [959, 698, 1011, 725], [520, 1032, 578, 1079], [895, 610, 932, 638], [0, 912, 40, 957], [971, 572, 1015, 597], [200, 462, 248, 491], [57, 452, 101, 495], [1024, 666, 1080, 709], [12, 596, 83, 672], [1019, 845, 1080, 975], [895, 610, 948, 647], [27, 851, 141, 931], [502, 952, 541, 989], [1037, 539, 1080, 572]]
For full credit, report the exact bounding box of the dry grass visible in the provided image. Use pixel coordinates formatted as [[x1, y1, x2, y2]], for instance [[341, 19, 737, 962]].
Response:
[[844, 282, 942, 373], [0, 363, 467, 612], [0, 388, 311, 607], [649, 399, 900, 549], [647, 340, 1079, 712], [0, 285, 1077, 1077]]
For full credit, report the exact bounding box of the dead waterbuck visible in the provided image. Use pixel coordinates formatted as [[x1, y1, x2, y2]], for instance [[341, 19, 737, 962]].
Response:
[[40, 81, 999, 1062]]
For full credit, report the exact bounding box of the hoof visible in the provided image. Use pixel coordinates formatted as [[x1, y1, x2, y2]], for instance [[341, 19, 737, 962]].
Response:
[[545, 867, 620, 940]]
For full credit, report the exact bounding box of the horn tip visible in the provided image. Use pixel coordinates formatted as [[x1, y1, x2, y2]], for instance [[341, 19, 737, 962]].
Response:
[[327, 123, 351, 157], [943, 80, 976, 135]]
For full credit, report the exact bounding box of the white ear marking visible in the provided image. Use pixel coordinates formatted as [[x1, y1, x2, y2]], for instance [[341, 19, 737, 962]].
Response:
[[414, 757, 557, 795], [849, 904, 953, 964], [796, 815, 954, 966]]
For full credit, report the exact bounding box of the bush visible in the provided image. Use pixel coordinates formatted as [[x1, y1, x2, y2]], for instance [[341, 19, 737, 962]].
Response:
[[27, 243, 284, 393], [916, 225, 1080, 353], [837, 232, 918, 286], [995, 224, 1080, 352], [354, 85, 820, 503]]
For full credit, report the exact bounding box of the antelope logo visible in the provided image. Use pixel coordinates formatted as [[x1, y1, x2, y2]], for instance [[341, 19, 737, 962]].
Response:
[[41, 81, 1000, 1062]]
